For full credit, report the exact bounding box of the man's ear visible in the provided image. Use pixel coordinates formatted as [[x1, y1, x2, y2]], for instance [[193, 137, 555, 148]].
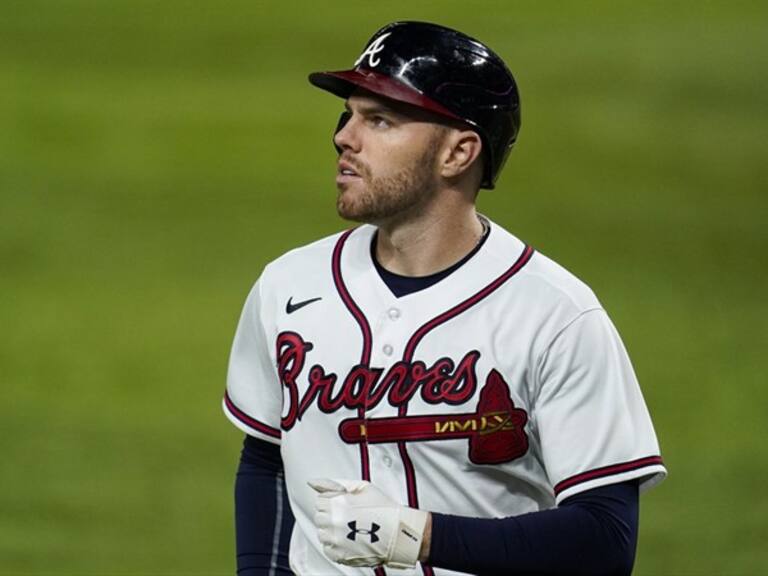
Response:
[[440, 129, 483, 181]]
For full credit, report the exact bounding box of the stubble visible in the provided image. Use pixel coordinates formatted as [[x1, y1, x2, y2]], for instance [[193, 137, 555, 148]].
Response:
[[336, 131, 445, 225]]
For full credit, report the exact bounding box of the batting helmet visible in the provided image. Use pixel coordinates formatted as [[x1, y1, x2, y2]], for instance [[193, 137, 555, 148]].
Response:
[[308, 21, 521, 189]]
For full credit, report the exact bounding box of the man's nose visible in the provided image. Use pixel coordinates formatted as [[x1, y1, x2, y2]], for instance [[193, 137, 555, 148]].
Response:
[[333, 111, 358, 153]]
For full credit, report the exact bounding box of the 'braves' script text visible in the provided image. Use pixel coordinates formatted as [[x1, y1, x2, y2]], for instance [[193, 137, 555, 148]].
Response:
[[277, 331, 479, 430]]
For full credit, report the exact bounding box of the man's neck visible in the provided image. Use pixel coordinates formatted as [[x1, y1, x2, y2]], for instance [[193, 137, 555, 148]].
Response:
[[373, 198, 485, 277]]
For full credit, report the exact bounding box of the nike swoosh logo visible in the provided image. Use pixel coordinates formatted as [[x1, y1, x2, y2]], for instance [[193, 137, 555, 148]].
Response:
[[286, 296, 322, 314]]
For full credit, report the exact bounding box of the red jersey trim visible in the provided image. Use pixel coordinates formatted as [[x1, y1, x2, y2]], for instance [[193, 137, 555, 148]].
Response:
[[332, 228, 373, 481], [398, 244, 535, 509], [224, 390, 281, 439], [403, 244, 535, 361], [330, 234, 533, 576], [554, 455, 665, 495]]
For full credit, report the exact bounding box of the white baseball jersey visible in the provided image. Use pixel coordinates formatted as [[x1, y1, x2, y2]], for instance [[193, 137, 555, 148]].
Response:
[[223, 219, 666, 576]]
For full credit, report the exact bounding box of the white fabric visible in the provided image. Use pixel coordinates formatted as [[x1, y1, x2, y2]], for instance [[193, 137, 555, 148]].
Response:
[[223, 279, 282, 443], [223, 220, 666, 575]]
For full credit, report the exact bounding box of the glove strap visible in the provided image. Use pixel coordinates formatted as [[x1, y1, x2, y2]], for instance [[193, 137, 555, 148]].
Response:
[[387, 507, 429, 569]]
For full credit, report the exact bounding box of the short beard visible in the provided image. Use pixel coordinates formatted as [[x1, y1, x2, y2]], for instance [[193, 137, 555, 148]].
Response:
[[336, 134, 443, 225]]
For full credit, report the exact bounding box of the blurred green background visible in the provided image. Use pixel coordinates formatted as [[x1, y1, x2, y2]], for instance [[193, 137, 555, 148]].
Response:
[[1, 0, 766, 573]]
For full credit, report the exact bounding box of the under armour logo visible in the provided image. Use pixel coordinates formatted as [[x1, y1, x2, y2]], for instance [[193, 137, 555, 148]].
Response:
[[347, 520, 380, 543], [354, 32, 391, 68]]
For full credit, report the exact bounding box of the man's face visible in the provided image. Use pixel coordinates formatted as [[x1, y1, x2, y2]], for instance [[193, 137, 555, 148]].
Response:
[[333, 92, 447, 225]]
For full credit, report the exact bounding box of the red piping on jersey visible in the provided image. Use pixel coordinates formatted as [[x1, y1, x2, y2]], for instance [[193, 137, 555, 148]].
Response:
[[332, 229, 382, 576], [398, 244, 535, 503], [332, 228, 373, 481], [332, 233, 534, 576], [224, 390, 281, 439], [403, 244, 536, 362], [400, 243, 534, 576], [554, 455, 665, 496]]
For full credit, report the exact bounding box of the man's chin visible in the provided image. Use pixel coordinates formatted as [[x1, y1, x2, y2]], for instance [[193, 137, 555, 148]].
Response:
[[336, 188, 370, 223], [336, 202, 369, 223]]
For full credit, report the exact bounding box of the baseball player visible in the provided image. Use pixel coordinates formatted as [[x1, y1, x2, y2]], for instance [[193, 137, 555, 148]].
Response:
[[224, 21, 666, 576]]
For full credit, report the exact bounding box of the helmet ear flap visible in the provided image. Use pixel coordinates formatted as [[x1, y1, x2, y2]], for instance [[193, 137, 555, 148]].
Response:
[[333, 111, 352, 154]]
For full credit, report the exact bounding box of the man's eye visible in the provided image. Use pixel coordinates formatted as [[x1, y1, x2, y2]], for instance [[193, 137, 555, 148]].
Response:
[[370, 116, 390, 128]]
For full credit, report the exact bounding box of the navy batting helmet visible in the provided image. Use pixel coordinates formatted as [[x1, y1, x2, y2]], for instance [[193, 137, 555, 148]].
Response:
[[308, 21, 521, 189]]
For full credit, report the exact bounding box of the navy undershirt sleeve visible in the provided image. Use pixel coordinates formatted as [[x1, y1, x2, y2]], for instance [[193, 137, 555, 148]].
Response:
[[428, 480, 639, 576], [234, 435, 294, 576], [235, 441, 637, 576]]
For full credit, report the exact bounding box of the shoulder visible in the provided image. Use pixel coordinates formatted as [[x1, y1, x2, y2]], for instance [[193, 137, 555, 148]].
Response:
[[483, 220, 604, 356], [255, 226, 377, 302], [487, 219, 601, 314], [260, 228, 354, 283], [523, 249, 601, 313], [238, 229, 357, 329]]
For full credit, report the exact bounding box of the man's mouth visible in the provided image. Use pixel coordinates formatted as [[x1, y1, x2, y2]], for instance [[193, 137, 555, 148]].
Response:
[[338, 160, 359, 176], [337, 159, 362, 184]]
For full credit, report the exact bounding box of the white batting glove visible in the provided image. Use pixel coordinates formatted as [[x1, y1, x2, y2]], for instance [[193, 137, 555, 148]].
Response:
[[309, 478, 428, 569]]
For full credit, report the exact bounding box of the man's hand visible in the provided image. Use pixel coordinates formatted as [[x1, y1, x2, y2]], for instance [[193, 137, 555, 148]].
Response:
[[309, 478, 429, 569]]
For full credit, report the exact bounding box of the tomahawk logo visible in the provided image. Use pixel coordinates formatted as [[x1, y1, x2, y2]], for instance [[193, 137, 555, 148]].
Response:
[[354, 32, 391, 68], [347, 520, 380, 543]]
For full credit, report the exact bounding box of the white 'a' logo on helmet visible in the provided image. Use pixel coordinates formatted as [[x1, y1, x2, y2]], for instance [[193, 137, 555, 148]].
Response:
[[354, 32, 392, 68]]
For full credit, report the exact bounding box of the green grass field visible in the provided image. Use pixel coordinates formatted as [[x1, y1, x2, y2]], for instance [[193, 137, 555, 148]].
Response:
[[1, 1, 767, 573]]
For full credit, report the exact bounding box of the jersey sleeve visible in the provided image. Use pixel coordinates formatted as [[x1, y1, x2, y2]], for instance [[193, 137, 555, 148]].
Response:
[[534, 308, 666, 504], [223, 278, 283, 445]]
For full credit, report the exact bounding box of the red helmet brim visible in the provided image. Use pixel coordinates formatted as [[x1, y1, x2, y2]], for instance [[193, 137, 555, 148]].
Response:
[[309, 68, 464, 123]]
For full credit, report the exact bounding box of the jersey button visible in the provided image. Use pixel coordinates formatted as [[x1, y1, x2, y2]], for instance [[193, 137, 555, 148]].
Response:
[[382, 344, 394, 356], [387, 307, 401, 320], [382, 455, 393, 467]]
